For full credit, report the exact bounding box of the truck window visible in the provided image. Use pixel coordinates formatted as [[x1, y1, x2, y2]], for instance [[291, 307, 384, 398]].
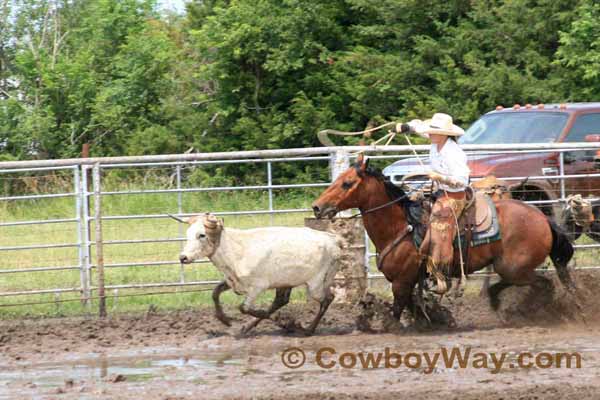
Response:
[[564, 113, 600, 142], [460, 112, 568, 145]]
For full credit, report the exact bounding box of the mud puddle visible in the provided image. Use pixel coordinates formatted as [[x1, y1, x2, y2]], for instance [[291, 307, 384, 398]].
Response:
[[0, 348, 258, 399]]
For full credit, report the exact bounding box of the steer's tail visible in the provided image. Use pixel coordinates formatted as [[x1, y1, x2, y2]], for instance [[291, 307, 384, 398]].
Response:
[[548, 218, 575, 289]]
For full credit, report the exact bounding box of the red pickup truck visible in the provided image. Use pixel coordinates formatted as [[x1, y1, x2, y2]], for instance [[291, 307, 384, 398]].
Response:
[[383, 103, 600, 222]]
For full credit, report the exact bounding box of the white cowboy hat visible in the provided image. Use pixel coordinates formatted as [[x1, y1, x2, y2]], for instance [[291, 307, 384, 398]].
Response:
[[416, 113, 464, 137]]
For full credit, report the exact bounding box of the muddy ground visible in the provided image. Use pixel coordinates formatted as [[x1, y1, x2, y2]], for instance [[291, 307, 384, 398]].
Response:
[[2, 271, 600, 400]]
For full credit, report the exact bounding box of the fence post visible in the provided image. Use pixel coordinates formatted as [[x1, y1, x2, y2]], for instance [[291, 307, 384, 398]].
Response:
[[330, 150, 351, 218], [79, 165, 92, 310], [93, 163, 106, 317], [74, 166, 90, 307], [330, 149, 350, 182], [267, 161, 274, 225], [559, 151, 566, 201], [176, 165, 185, 284], [304, 217, 367, 304]]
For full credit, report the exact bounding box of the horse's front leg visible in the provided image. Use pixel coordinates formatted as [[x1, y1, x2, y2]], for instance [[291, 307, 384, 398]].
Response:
[[392, 279, 415, 320]]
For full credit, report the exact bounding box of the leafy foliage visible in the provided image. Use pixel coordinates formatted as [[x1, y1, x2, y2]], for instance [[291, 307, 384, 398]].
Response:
[[0, 0, 597, 162]]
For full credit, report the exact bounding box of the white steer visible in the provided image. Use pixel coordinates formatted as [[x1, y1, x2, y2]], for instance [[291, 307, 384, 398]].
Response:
[[174, 213, 342, 335]]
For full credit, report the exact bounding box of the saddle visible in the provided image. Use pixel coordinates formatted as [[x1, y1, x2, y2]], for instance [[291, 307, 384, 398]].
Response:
[[466, 192, 493, 231], [407, 191, 501, 249], [471, 175, 511, 201], [459, 191, 501, 246]]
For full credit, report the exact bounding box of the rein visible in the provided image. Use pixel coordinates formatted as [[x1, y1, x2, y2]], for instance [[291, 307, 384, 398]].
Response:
[[349, 192, 410, 219]]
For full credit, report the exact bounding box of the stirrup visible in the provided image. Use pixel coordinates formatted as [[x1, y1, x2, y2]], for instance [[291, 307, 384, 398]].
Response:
[[430, 277, 449, 295], [425, 258, 449, 295]]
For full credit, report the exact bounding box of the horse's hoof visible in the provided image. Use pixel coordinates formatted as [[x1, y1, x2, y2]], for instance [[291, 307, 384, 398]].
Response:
[[489, 297, 501, 311], [355, 316, 373, 332]]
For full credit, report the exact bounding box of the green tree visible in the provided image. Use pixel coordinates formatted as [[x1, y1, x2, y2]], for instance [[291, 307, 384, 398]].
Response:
[[555, 0, 600, 99], [190, 0, 350, 151]]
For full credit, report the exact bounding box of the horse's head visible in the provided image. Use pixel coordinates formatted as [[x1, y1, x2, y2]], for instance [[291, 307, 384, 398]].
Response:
[[312, 153, 372, 219]]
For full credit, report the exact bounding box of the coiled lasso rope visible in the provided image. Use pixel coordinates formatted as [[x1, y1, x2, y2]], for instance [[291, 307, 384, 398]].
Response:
[[317, 122, 398, 150]]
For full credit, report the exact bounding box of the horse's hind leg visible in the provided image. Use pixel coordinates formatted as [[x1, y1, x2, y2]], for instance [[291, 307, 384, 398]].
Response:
[[525, 274, 556, 313], [488, 280, 513, 311], [554, 260, 587, 321], [554, 258, 577, 293], [547, 219, 586, 320], [531, 274, 554, 293]]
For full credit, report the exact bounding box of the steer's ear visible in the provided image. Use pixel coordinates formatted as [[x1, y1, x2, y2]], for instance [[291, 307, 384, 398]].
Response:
[[204, 213, 223, 242], [204, 213, 223, 230]]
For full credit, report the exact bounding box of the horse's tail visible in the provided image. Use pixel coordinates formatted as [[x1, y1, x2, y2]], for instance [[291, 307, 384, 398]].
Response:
[[547, 218, 575, 289]]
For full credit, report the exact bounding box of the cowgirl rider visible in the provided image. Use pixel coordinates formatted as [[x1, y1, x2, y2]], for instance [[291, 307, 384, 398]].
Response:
[[398, 113, 471, 294]]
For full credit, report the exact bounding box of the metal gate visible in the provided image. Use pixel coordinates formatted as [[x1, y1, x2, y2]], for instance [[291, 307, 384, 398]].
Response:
[[2, 143, 600, 316]]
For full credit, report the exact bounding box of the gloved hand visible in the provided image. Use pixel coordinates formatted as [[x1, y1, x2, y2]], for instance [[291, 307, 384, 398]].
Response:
[[395, 119, 422, 134], [428, 171, 443, 182], [429, 172, 462, 188], [396, 123, 411, 134]]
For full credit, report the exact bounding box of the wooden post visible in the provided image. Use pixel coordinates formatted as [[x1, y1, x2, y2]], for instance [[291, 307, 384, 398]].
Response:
[[93, 163, 106, 317], [304, 217, 367, 303], [81, 143, 90, 158]]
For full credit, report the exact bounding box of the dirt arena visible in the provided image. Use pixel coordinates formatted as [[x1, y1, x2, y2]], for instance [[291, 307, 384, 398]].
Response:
[[2, 271, 600, 400]]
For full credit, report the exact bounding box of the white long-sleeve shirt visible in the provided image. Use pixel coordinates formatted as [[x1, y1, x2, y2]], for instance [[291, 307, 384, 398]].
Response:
[[430, 139, 470, 192]]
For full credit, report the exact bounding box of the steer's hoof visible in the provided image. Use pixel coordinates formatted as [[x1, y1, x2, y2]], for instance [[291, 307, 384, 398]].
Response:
[[215, 312, 232, 327], [240, 324, 252, 335], [277, 318, 306, 335], [293, 324, 314, 337]]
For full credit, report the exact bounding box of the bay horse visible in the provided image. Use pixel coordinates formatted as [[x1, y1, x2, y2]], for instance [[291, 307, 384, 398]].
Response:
[[312, 153, 577, 322]]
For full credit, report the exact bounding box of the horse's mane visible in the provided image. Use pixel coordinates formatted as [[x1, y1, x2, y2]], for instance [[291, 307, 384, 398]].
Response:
[[360, 166, 411, 208]]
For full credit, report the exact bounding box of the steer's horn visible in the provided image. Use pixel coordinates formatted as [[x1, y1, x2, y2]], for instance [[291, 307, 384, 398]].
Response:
[[203, 213, 223, 241], [167, 214, 188, 224]]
